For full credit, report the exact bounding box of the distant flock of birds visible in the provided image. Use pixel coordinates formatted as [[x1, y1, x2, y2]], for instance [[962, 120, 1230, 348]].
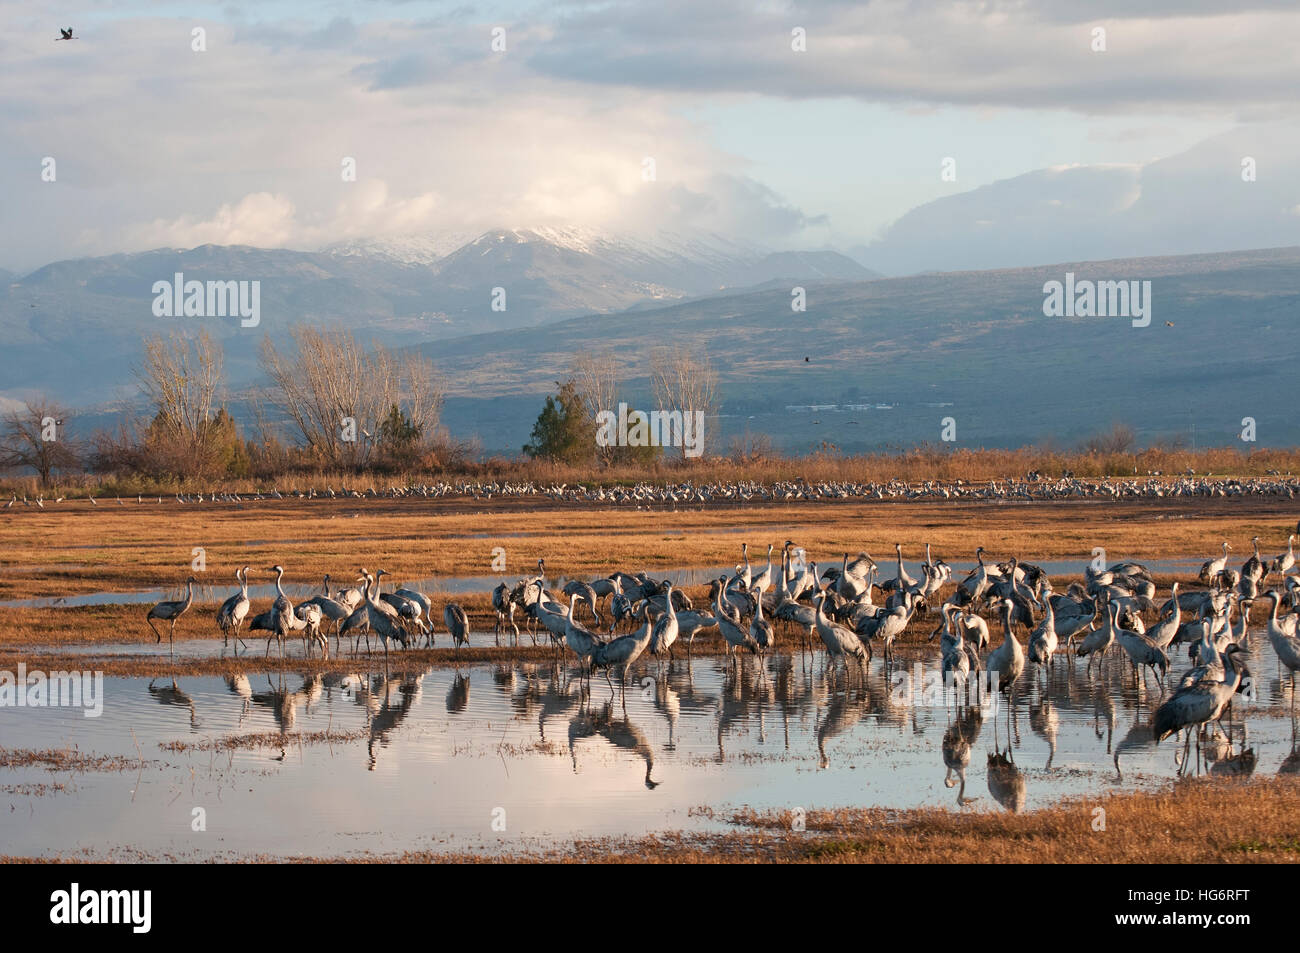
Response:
[[10, 471, 1300, 511], [144, 526, 1300, 766]]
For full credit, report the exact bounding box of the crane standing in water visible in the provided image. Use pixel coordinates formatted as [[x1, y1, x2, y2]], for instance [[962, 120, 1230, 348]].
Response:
[[147, 577, 198, 653]]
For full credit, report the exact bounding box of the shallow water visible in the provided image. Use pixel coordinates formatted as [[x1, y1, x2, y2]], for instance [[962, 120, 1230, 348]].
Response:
[[1, 634, 1295, 859]]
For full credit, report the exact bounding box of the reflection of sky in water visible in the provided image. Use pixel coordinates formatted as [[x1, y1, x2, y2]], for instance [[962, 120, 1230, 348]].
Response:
[[1, 636, 1295, 859]]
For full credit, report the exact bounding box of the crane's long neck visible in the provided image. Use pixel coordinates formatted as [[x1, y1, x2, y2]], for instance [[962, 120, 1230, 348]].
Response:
[[274, 570, 286, 600], [666, 586, 677, 620], [239, 570, 249, 597], [184, 579, 195, 606]]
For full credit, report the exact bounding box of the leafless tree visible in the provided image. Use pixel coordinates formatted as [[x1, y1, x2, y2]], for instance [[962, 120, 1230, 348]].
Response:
[[570, 350, 622, 464], [260, 327, 444, 468], [0, 398, 81, 486], [135, 330, 223, 451], [650, 345, 717, 460]]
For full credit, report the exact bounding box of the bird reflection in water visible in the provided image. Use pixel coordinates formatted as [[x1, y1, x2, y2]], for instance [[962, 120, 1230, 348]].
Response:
[[942, 706, 982, 805], [446, 673, 470, 713], [147, 678, 198, 730], [569, 699, 659, 789]]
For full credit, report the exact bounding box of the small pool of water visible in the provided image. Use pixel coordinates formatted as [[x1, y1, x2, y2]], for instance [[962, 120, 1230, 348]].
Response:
[[1, 634, 1294, 860]]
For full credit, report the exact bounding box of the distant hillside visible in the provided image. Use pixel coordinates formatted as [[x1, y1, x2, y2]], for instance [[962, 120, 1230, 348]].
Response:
[[415, 246, 1300, 453], [0, 230, 870, 406]]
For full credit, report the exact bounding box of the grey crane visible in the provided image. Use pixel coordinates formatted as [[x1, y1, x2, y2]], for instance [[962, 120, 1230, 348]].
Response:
[[749, 584, 775, 660], [648, 582, 681, 662], [715, 576, 759, 661], [492, 581, 520, 646], [1113, 606, 1169, 690], [985, 599, 1025, 696], [216, 566, 251, 650], [1027, 597, 1058, 675], [339, 571, 407, 657], [589, 619, 654, 698], [1154, 649, 1245, 772], [1265, 590, 1300, 705], [444, 602, 471, 652], [147, 577, 197, 652], [812, 591, 869, 669], [1199, 541, 1231, 584], [563, 591, 605, 673]]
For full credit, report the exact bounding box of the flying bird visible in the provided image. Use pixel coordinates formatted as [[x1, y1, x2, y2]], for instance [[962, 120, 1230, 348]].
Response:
[[56, 28, 77, 40]]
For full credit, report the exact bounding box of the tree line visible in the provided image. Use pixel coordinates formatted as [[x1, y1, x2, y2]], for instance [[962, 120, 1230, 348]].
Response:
[[0, 328, 459, 486]]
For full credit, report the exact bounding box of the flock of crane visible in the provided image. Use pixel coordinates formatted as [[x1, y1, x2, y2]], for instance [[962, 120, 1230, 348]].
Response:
[[11, 472, 1300, 511], [144, 526, 1300, 769]]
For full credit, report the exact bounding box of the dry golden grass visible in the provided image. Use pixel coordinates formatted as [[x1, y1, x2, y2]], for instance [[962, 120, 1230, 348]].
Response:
[[0, 494, 1295, 603], [1, 494, 1296, 668]]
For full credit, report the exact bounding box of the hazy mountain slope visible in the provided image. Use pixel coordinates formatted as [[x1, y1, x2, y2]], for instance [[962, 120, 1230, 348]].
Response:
[[0, 231, 871, 405], [417, 246, 1300, 453]]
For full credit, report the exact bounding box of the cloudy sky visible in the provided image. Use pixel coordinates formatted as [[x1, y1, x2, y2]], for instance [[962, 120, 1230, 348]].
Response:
[[4, 0, 1300, 273]]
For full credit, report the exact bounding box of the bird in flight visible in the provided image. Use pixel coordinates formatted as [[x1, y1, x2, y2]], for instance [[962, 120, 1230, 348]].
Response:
[[56, 28, 77, 41]]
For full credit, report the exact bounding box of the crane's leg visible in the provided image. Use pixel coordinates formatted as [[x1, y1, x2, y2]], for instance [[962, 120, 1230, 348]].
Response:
[[147, 616, 162, 643]]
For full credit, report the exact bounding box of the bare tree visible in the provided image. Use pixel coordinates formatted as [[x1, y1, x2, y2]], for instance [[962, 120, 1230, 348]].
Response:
[[650, 345, 718, 460], [260, 328, 444, 469], [135, 330, 223, 452], [570, 350, 622, 464], [0, 399, 81, 487]]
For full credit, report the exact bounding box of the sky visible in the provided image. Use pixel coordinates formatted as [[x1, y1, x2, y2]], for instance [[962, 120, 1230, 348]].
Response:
[[3, 0, 1299, 273]]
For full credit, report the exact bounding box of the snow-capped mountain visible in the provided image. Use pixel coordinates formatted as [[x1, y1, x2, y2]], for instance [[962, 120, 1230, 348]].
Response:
[[325, 225, 874, 295]]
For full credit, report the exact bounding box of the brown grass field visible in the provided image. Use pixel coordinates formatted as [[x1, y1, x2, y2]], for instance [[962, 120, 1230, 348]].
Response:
[[0, 493, 1295, 662]]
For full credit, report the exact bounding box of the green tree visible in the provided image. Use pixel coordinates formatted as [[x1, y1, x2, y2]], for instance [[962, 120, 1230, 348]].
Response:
[[523, 380, 594, 464], [377, 403, 424, 470]]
